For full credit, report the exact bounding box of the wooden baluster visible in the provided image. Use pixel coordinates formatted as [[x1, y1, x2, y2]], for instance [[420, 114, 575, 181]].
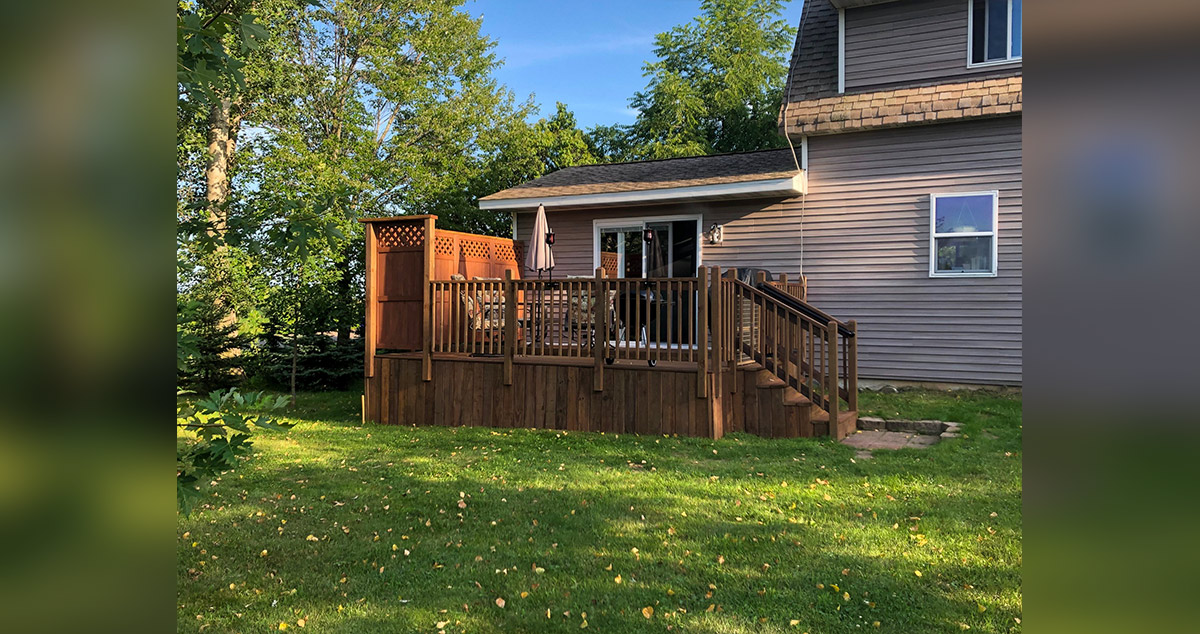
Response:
[[710, 266, 722, 393]]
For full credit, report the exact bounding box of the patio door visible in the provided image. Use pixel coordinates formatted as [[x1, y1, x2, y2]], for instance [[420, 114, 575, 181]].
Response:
[[595, 217, 699, 279]]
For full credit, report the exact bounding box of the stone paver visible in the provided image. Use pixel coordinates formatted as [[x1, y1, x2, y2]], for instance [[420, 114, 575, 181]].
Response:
[[841, 429, 942, 451]]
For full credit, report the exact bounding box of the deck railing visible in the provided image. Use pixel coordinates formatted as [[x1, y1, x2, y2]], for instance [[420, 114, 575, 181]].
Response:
[[725, 275, 857, 418], [426, 268, 720, 397], [767, 272, 807, 302], [425, 266, 853, 413]]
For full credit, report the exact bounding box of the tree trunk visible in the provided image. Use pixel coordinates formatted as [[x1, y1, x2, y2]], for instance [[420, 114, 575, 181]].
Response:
[[206, 98, 244, 359], [206, 97, 233, 239], [291, 307, 299, 407]]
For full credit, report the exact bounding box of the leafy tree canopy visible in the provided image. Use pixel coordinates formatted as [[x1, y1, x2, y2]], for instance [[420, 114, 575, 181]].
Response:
[[605, 0, 796, 160]]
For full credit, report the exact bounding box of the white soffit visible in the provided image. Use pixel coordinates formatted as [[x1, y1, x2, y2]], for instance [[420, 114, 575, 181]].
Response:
[[478, 174, 805, 212]]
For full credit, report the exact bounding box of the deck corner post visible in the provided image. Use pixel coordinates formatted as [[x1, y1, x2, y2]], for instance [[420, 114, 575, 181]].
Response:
[[364, 222, 377, 380], [696, 266, 709, 399], [593, 267, 606, 392], [503, 269, 516, 386], [709, 265, 722, 394], [847, 319, 858, 412], [826, 318, 841, 438], [422, 217, 435, 381]]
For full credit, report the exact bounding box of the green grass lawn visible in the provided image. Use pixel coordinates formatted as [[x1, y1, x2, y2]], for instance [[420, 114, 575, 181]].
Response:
[[178, 389, 1021, 633]]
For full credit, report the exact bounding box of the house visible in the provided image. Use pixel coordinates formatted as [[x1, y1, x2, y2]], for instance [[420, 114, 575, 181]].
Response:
[[480, 0, 1022, 386]]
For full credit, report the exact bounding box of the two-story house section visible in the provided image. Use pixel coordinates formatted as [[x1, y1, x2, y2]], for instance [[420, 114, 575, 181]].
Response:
[[478, 0, 1023, 386]]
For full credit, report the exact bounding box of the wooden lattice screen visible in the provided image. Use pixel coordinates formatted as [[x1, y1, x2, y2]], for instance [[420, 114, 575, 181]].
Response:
[[360, 215, 525, 379]]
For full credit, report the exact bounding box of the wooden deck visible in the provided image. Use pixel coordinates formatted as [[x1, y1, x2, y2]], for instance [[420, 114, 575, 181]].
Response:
[[360, 216, 858, 439], [367, 354, 724, 436]]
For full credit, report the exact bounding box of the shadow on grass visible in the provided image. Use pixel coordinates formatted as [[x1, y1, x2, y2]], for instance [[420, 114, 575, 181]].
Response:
[[179, 391, 1022, 634]]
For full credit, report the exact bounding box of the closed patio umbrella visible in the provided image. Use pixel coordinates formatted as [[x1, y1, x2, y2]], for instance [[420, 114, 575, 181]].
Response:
[[525, 204, 555, 278]]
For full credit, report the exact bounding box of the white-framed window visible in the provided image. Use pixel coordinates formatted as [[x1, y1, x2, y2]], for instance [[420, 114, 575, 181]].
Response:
[[968, 0, 1021, 66], [929, 192, 999, 277]]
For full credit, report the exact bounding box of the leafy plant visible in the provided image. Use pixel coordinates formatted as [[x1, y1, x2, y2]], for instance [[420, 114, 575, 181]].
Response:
[[176, 389, 293, 514]]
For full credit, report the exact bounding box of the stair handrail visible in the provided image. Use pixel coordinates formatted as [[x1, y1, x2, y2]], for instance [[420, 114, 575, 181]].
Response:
[[726, 278, 857, 421], [755, 281, 855, 338]]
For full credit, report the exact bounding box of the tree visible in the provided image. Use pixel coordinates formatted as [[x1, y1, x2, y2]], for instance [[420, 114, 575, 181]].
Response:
[[436, 102, 599, 235], [178, 1, 290, 514], [238, 0, 521, 339], [624, 0, 795, 159]]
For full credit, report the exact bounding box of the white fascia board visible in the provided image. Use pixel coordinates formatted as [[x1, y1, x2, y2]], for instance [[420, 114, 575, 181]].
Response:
[[478, 174, 804, 212]]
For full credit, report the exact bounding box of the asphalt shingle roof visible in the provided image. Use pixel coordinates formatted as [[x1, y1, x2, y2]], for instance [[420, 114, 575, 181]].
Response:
[[479, 149, 800, 201], [783, 0, 840, 105]]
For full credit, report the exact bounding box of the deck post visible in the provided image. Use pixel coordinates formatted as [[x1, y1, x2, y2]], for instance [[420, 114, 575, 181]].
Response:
[[593, 267, 606, 392], [724, 269, 739, 394], [755, 271, 767, 362], [364, 223, 377, 380], [422, 217, 435, 381], [503, 269, 516, 386], [696, 266, 708, 398], [709, 265, 722, 394], [826, 319, 841, 438], [847, 319, 858, 412]]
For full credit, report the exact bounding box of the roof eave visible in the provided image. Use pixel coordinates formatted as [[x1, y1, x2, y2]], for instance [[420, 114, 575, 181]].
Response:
[[478, 174, 804, 212]]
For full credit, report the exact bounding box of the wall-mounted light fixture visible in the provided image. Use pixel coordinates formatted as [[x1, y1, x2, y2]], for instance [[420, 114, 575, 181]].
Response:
[[704, 223, 724, 244], [545, 228, 555, 246], [642, 227, 655, 243]]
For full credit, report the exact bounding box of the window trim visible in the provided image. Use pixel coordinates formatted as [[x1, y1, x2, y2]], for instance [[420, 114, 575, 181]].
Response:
[[929, 191, 999, 278], [592, 214, 703, 278], [966, 0, 1022, 68]]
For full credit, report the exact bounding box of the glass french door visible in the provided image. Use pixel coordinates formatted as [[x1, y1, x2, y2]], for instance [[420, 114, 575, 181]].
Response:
[[597, 218, 698, 279]]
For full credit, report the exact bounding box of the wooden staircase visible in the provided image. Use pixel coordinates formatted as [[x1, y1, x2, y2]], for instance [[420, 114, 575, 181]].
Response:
[[718, 273, 858, 439], [725, 362, 855, 438]]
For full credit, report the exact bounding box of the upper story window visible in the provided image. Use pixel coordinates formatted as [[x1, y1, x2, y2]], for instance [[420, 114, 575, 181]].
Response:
[[930, 192, 999, 277], [969, 0, 1022, 66]]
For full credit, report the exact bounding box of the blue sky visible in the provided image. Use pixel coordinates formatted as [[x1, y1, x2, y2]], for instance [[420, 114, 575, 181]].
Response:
[[466, 0, 804, 130]]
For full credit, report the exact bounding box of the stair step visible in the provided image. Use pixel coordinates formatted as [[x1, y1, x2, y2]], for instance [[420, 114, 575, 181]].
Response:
[[740, 361, 764, 372], [811, 410, 857, 424], [782, 389, 811, 407], [755, 371, 787, 389]]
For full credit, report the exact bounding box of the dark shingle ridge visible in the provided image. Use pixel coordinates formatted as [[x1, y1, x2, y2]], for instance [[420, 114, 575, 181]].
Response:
[[480, 148, 800, 201]]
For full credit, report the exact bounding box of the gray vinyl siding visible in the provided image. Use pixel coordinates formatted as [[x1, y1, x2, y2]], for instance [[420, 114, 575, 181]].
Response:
[[513, 116, 1022, 385], [844, 0, 1020, 92], [797, 117, 1022, 385]]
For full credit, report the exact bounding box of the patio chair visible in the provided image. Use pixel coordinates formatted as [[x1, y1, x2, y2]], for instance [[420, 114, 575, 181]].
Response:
[[451, 274, 503, 349]]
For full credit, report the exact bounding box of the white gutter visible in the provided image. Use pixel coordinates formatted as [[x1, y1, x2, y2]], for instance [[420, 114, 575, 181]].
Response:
[[478, 173, 804, 211]]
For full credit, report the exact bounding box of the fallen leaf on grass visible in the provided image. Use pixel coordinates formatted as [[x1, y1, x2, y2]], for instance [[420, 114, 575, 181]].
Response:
[[642, 606, 654, 619]]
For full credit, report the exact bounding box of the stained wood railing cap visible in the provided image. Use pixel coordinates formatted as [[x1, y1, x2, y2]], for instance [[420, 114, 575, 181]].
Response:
[[358, 214, 439, 224]]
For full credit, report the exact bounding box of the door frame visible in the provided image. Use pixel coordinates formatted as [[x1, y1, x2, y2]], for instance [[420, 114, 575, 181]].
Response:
[[592, 214, 703, 277]]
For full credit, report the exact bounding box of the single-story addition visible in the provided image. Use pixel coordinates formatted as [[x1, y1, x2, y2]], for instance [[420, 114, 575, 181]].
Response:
[[480, 0, 1022, 387], [480, 140, 1020, 387]]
